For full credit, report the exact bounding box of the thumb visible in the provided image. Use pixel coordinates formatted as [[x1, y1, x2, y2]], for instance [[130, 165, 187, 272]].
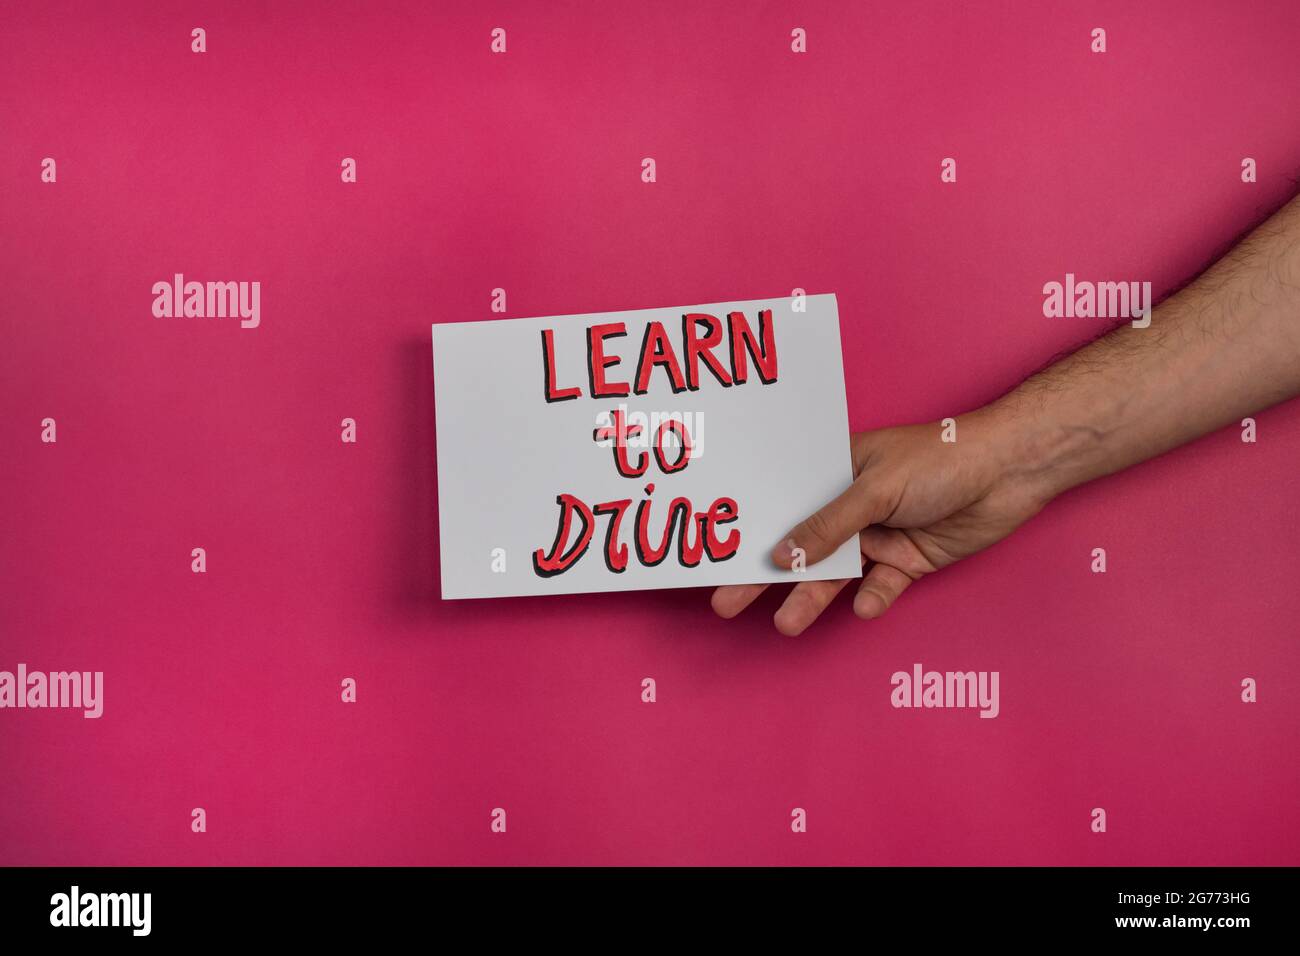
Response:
[[772, 477, 888, 569]]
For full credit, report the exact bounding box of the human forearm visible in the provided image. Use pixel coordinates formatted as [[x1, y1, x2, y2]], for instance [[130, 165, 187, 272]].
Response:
[[982, 192, 1300, 502]]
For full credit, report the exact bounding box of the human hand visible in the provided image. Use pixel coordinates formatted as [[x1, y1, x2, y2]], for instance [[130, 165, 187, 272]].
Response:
[[711, 413, 1052, 635], [712, 192, 1300, 636]]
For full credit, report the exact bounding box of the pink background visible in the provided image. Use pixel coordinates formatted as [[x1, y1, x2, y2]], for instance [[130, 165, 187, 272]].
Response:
[[3, 0, 1299, 866]]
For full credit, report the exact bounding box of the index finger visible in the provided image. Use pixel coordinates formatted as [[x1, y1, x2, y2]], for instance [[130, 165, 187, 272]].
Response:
[[710, 582, 769, 619]]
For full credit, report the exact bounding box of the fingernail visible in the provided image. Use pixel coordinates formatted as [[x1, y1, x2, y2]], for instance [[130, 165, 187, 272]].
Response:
[[772, 537, 797, 563]]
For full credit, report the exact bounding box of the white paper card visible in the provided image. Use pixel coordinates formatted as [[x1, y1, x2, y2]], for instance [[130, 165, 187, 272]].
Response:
[[431, 294, 860, 598]]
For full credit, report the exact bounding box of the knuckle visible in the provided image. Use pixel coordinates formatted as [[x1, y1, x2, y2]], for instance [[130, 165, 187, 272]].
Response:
[[801, 509, 834, 545], [867, 583, 896, 610]]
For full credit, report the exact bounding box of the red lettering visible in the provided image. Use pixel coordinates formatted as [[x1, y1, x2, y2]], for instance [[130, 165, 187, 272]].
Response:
[[532, 494, 595, 576], [587, 323, 631, 398], [634, 321, 687, 394], [593, 408, 648, 478], [541, 328, 582, 402], [531, 489, 741, 576], [682, 313, 733, 390], [727, 310, 778, 384], [652, 418, 693, 474]]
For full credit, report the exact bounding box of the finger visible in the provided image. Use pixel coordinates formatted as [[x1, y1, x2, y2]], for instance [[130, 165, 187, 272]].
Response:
[[772, 477, 889, 570], [711, 582, 769, 619], [853, 562, 914, 620], [773, 577, 853, 637], [858, 526, 937, 577]]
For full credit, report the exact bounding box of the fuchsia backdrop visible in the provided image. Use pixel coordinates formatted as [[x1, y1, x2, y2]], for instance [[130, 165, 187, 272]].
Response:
[[3, 0, 1299, 865]]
